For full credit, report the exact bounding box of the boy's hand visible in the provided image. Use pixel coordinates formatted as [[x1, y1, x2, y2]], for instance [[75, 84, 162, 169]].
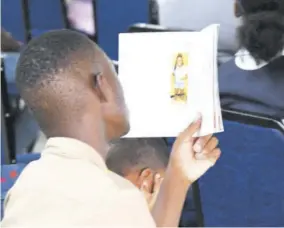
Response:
[[140, 174, 163, 211], [167, 115, 221, 188]]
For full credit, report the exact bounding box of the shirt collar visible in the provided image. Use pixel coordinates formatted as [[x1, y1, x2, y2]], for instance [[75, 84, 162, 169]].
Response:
[[43, 137, 108, 171], [235, 48, 284, 70]]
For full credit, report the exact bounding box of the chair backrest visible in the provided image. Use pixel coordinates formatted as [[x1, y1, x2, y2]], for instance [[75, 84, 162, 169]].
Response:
[[1, 55, 40, 157], [16, 153, 41, 164], [1, 0, 27, 42], [1, 163, 27, 194], [1, 104, 10, 165], [128, 23, 191, 33], [1, 163, 27, 219], [96, 0, 149, 60], [1, 59, 16, 164], [197, 109, 284, 226], [2, 0, 68, 43], [26, 0, 68, 39], [2, 53, 20, 95]]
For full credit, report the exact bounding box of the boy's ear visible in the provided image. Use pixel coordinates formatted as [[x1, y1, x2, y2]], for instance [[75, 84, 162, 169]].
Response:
[[137, 168, 155, 193], [92, 72, 106, 102], [92, 71, 116, 105]]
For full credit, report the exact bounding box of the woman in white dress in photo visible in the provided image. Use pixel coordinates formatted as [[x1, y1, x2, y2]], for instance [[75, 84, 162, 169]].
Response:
[[173, 54, 187, 100]]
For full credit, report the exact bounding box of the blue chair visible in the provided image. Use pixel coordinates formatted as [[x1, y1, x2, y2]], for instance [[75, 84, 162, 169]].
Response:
[[1, 0, 27, 42], [1, 82, 11, 165], [2, 53, 20, 96], [16, 153, 41, 164], [96, 0, 149, 60], [28, 0, 68, 38], [14, 107, 40, 155], [1, 55, 40, 156], [1, 164, 27, 196], [1, 107, 11, 165], [197, 110, 284, 226], [1, 59, 17, 164], [1, 163, 27, 219]]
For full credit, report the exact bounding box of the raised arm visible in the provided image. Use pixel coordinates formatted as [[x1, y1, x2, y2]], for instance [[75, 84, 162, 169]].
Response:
[[151, 115, 221, 227]]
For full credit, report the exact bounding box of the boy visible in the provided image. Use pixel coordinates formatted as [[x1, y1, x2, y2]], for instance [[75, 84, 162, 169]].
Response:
[[106, 138, 197, 226], [106, 138, 169, 207]]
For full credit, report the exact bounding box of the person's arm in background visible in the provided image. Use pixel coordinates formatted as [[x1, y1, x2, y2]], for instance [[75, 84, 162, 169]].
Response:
[[149, 0, 160, 25], [1, 28, 21, 52], [151, 116, 221, 227]]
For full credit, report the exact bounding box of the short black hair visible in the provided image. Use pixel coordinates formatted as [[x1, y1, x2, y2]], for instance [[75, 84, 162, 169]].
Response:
[[106, 138, 169, 176], [239, 0, 284, 14], [237, 0, 284, 62], [15, 29, 95, 135]]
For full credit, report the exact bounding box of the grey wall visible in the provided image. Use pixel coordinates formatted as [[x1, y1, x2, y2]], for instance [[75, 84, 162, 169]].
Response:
[[158, 0, 240, 53]]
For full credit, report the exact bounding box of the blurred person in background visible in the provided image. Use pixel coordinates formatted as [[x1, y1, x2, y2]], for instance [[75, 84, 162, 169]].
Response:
[[219, 0, 284, 119], [106, 138, 169, 210], [106, 138, 197, 227], [157, 0, 238, 63], [149, 0, 160, 25], [66, 0, 95, 36], [1, 28, 21, 52]]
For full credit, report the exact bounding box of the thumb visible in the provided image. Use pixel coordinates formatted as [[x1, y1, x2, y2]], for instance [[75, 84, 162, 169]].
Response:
[[179, 113, 202, 143], [140, 181, 152, 197]]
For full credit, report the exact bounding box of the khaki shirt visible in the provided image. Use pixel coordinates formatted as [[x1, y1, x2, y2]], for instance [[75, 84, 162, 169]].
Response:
[[1, 138, 156, 227]]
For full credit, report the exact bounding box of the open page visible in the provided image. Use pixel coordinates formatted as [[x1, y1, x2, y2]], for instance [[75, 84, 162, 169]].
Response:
[[119, 24, 223, 137]]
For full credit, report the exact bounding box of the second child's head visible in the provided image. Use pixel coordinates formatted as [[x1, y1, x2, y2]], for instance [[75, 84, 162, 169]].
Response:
[[235, 0, 284, 63], [106, 138, 169, 193]]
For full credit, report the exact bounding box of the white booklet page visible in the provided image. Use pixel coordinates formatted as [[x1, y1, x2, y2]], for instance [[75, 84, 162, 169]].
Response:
[[119, 24, 223, 137]]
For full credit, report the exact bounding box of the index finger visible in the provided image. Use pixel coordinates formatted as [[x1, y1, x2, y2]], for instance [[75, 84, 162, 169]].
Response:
[[153, 173, 163, 194]]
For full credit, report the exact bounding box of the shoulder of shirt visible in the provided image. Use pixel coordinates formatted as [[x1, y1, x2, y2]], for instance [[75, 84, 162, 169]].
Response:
[[235, 48, 284, 70], [12, 156, 137, 195], [107, 170, 140, 192]]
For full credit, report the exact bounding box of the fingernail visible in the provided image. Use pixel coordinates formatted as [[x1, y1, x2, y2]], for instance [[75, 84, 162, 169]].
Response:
[[194, 143, 202, 153], [155, 173, 161, 180], [143, 182, 148, 188]]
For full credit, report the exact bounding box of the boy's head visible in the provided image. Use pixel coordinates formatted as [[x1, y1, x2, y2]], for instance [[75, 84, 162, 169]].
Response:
[[106, 138, 169, 190], [15, 30, 130, 146]]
